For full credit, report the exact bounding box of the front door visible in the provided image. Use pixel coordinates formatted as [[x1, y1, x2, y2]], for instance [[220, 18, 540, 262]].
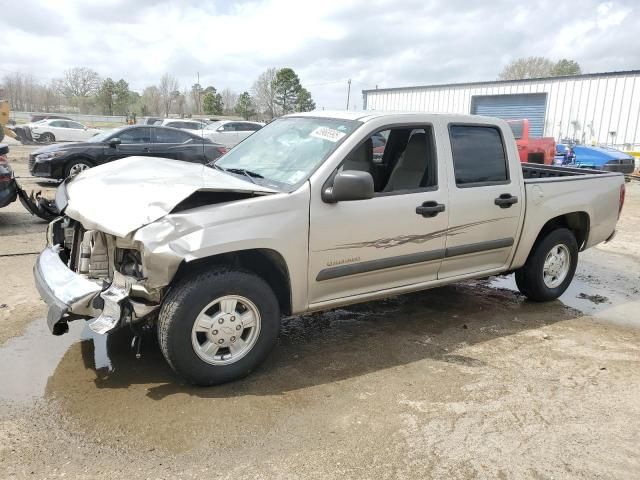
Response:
[[308, 125, 449, 305], [103, 127, 153, 165], [439, 123, 523, 278]]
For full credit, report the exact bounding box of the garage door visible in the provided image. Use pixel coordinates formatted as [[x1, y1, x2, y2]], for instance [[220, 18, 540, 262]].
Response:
[[471, 93, 547, 137]]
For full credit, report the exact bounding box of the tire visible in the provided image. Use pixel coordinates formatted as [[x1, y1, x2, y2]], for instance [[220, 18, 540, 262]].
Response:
[[515, 228, 578, 302], [64, 159, 93, 178], [40, 132, 55, 143], [158, 267, 280, 386]]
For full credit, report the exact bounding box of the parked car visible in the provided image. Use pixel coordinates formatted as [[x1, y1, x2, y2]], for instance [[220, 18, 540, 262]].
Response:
[[29, 119, 102, 143], [137, 116, 162, 126], [34, 112, 625, 385], [29, 125, 227, 179], [507, 119, 556, 164], [200, 120, 264, 147], [157, 119, 208, 131], [0, 144, 57, 220], [29, 114, 72, 123], [570, 145, 635, 174]]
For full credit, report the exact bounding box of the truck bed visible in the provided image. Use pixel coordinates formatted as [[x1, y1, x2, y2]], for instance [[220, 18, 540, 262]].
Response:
[[521, 163, 619, 181]]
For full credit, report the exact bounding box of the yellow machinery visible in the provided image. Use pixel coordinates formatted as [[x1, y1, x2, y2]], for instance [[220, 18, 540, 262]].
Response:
[[0, 99, 19, 143]]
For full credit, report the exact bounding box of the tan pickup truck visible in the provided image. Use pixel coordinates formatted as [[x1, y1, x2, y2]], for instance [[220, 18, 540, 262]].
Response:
[[34, 112, 626, 385]]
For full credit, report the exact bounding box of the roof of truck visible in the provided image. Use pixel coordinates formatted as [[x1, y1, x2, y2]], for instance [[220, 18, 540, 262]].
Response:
[[290, 110, 500, 124]]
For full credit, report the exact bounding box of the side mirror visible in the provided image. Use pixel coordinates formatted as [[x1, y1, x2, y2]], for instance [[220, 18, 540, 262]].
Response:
[[109, 138, 121, 148], [322, 170, 374, 203]]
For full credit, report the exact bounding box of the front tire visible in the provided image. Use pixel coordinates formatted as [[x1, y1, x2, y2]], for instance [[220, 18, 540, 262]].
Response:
[[40, 132, 55, 143], [64, 159, 93, 178], [515, 228, 578, 302], [158, 267, 280, 386]]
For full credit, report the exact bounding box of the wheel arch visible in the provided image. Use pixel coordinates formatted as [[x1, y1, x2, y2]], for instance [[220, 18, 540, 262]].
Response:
[[531, 211, 590, 253], [172, 248, 292, 316]]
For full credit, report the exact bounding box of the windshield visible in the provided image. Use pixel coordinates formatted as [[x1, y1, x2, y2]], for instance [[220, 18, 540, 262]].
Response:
[[87, 128, 120, 143], [214, 117, 360, 190]]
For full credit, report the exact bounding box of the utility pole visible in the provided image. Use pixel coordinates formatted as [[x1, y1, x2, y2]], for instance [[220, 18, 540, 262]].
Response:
[[197, 72, 201, 115], [346, 79, 351, 110]]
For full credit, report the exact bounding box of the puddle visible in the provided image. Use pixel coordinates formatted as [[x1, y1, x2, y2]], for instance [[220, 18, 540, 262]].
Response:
[[0, 319, 110, 403]]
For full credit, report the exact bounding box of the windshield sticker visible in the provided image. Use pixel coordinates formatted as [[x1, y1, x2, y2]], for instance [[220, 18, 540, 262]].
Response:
[[310, 127, 346, 143]]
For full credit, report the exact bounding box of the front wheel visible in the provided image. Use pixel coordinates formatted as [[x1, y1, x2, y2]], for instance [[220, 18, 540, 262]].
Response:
[[64, 159, 93, 178], [515, 228, 578, 302], [158, 268, 280, 385]]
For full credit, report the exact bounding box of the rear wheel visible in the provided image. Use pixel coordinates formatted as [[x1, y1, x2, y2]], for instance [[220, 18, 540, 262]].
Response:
[[515, 228, 578, 302], [158, 267, 280, 386]]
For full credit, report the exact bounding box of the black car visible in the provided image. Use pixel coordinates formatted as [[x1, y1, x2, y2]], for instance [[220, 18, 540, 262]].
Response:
[[29, 125, 228, 180], [0, 144, 15, 208]]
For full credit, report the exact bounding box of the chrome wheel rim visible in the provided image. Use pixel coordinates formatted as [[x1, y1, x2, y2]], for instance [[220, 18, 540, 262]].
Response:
[[69, 163, 90, 176], [543, 244, 571, 289], [191, 295, 261, 366]]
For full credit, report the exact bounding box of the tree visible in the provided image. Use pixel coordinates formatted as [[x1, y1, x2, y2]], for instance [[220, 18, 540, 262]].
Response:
[[221, 88, 238, 115], [235, 91, 255, 119], [97, 78, 116, 115], [252, 67, 278, 119], [295, 87, 315, 112], [499, 57, 583, 80], [274, 68, 303, 115], [142, 85, 161, 116], [202, 86, 223, 115], [113, 79, 131, 115], [159, 73, 179, 117], [190, 83, 203, 114], [551, 59, 582, 76], [58, 67, 101, 112]]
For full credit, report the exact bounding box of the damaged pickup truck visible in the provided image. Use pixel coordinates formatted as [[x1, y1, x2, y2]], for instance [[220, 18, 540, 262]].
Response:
[[34, 112, 626, 385]]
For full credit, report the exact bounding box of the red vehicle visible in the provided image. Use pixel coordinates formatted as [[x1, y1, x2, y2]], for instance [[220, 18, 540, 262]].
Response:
[[507, 119, 555, 165]]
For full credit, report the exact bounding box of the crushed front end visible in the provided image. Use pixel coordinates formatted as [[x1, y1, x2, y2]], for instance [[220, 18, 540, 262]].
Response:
[[35, 216, 162, 335]]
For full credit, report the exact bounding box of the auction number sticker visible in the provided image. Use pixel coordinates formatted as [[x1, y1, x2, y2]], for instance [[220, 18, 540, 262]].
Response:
[[310, 127, 346, 142]]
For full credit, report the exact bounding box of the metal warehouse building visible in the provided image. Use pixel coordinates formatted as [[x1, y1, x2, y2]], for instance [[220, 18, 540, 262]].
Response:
[[362, 70, 640, 148]]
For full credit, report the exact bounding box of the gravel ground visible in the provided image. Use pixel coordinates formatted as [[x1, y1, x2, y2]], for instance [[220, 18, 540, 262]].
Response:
[[1, 146, 639, 479]]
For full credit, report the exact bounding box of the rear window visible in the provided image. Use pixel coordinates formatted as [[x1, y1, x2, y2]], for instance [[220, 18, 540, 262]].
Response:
[[450, 125, 508, 186]]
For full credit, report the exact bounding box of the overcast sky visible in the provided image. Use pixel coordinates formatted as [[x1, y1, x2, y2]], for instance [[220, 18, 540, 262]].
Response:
[[2, 0, 639, 110]]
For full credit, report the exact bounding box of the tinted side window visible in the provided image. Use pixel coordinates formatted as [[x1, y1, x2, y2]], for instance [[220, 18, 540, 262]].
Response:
[[238, 123, 260, 131], [49, 120, 65, 128], [67, 121, 84, 129], [222, 123, 237, 131], [155, 128, 192, 143], [450, 125, 508, 186], [119, 127, 152, 143]]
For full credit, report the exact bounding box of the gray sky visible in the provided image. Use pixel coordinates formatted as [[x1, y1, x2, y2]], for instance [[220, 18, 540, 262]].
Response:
[[2, 0, 639, 110]]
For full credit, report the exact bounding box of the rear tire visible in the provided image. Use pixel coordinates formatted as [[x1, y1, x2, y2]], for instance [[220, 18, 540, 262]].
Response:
[[515, 228, 578, 302], [158, 267, 280, 386]]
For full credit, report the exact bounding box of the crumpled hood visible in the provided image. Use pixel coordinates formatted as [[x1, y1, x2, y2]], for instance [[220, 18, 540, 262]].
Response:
[[63, 156, 277, 237]]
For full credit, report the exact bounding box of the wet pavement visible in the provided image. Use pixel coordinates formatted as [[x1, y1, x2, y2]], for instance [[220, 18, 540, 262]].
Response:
[[1, 151, 639, 478]]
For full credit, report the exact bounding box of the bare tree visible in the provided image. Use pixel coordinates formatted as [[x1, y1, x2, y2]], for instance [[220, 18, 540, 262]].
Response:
[[142, 85, 161, 116], [159, 74, 179, 117], [220, 88, 239, 115], [251, 67, 278, 119], [58, 67, 101, 112], [499, 57, 555, 80]]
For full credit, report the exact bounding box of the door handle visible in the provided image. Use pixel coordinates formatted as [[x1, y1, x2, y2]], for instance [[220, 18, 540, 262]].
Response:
[[494, 193, 518, 208], [416, 201, 445, 217], [142, 147, 150, 152]]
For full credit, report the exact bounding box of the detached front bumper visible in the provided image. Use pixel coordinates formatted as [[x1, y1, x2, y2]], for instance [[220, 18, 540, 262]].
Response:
[[34, 246, 102, 335]]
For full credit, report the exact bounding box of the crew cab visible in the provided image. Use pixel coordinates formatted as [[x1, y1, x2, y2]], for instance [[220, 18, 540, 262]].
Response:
[[33, 112, 625, 385], [507, 119, 556, 165]]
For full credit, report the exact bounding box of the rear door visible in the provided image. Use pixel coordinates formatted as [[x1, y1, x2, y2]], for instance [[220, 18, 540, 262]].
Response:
[[153, 127, 204, 162], [438, 123, 523, 278]]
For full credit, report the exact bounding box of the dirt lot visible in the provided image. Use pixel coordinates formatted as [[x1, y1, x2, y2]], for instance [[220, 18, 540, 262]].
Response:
[[1, 147, 639, 479]]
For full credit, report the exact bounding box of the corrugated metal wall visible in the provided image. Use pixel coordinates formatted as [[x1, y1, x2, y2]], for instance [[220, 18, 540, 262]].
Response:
[[363, 71, 640, 147], [470, 94, 547, 137]]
